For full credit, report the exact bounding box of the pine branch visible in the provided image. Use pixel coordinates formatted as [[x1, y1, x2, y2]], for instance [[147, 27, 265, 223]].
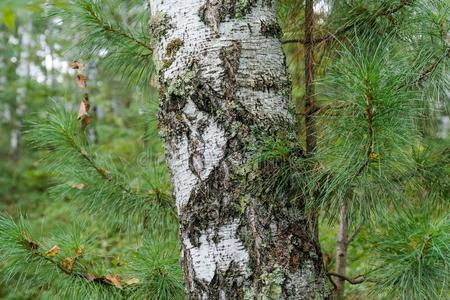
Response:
[[80, 0, 152, 53], [52, 0, 155, 88], [354, 77, 377, 177], [282, 0, 414, 45], [32, 245, 122, 290], [368, 211, 449, 299], [0, 212, 185, 298], [305, 34, 425, 221], [314, 46, 448, 118], [27, 105, 176, 227], [59, 122, 133, 196], [0, 215, 128, 298], [414, 46, 450, 86]]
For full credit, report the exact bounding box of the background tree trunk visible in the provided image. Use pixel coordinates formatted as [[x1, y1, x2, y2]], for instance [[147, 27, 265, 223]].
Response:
[[335, 201, 348, 300], [150, 0, 329, 298], [304, 0, 316, 155]]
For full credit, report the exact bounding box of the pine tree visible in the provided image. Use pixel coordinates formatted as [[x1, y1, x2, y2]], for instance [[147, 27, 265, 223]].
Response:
[[279, 0, 449, 299], [0, 0, 448, 299]]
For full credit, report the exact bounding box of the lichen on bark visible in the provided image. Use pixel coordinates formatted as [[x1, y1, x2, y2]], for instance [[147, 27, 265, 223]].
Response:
[[197, 0, 267, 34], [149, 12, 172, 41], [162, 38, 184, 70]]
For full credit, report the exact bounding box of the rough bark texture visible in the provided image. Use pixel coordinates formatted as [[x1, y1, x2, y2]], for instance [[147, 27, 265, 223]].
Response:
[[150, 0, 329, 298]]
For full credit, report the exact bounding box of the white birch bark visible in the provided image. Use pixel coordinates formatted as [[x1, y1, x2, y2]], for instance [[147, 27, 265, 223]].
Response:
[[150, 0, 329, 298], [10, 23, 32, 156]]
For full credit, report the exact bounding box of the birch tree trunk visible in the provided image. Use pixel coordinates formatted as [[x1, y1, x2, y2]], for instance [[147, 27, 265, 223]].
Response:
[[150, 1, 329, 298]]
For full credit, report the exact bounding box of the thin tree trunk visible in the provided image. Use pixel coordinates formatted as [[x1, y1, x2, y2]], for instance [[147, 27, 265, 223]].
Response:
[[335, 201, 348, 300], [304, 0, 316, 154], [11, 22, 33, 158], [150, 0, 329, 298], [303, 0, 322, 263]]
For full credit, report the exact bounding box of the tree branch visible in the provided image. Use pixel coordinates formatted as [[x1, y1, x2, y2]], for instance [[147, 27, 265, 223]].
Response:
[[414, 47, 450, 86], [85, 2, 152, 53], [327, 272, 365, 285], [20, 233, 125, 289], [353, 78, 376, 177]]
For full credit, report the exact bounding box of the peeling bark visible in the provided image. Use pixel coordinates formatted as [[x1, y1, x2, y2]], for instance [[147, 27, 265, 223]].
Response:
[[150, 0, 329, 298]]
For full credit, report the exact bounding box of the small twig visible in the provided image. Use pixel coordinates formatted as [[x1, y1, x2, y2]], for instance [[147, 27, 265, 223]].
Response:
[[306, 45, 448, 128], [327, 272, 365, 285], [414, 47, 450, 86], [327, 273, 338, 291]]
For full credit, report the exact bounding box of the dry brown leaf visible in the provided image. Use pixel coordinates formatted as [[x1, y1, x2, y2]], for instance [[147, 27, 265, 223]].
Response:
[[61, 257, 74, 272], [71, 61, 81, 70], [124, 277, 140, 286], [77, 100, 90, 120], [104, 274, 122, 289], [76, 74, 87, 88], [71, 183, 86, 190], [45, 245, 60, 257], [81, 115, 93, 127], [86, 273, 96, 282]]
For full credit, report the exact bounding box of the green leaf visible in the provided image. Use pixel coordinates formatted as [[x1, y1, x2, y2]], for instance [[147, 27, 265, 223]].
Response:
[[2, 8, 16, 33]]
